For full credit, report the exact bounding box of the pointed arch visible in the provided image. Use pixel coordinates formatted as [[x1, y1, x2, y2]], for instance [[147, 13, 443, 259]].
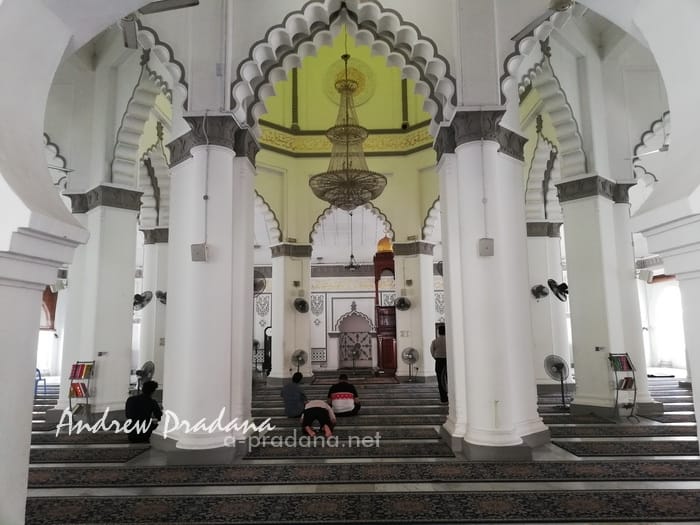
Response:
[[231, 0, 457, 138], [255, 191, 283, 245], [335, 308, 375, 331]]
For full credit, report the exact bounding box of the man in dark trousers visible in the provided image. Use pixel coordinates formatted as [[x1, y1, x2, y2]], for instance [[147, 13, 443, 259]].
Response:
[[125, 380, 162, 443], [430, 324, 448, 403], [327, 373, 361, 416]]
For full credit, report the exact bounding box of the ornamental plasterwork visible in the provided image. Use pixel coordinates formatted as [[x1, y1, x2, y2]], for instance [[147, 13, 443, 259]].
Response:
[[260, 125, 432, 155], [310, 277, 376, 292], [255, 294, 271, 318], [381, 292, 397, 307], [310, 294, 325, 316], [435, 291, 445, 316]]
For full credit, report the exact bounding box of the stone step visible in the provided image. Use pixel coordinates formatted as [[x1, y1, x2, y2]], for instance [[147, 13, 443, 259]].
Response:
[[252, 405, 448, 417], [257, 414, 447, 427], [253, 398, 444, 407]]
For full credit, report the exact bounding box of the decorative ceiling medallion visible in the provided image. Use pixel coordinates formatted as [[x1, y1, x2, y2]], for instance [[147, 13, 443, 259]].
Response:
[[324, 57, 375, 107]]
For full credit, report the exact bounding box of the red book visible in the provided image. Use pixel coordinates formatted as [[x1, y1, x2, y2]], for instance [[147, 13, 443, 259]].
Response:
[[70, 364, 79, 379], [78, 364, 86, 378]]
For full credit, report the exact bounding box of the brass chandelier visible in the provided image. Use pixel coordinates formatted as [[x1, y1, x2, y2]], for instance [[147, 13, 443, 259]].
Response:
[[309, 49, 387, 212]]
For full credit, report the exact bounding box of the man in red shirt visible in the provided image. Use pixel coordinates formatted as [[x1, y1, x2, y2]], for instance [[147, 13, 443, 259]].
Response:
[[327, 374, 361, 416]]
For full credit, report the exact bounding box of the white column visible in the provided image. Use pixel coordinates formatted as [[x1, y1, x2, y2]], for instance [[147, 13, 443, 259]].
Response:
[[139, 228, 169, 385], [526, 223, 571, 383], [51, 187, 141, 416], [677, 274, 700, 432], [557, 176, 652, 415], [436, 153, 467, 444], [0, 231, 82, 525], [437, 111, 547, 458], [393, 242, 435, 380], [269, 244, 313, 382], [612, 197, 658, 409], [162, 116, 256, 449]]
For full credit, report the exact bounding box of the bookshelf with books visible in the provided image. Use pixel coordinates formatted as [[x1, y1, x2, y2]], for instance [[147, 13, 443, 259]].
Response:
[[68, 360, 95, 416], [608, 353, 637, 417]]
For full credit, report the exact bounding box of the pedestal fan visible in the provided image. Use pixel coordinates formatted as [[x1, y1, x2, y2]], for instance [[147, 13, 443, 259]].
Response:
[[291, 349, 308, 374], [544, 354, 570, 410], [401, 347, 419, 382]]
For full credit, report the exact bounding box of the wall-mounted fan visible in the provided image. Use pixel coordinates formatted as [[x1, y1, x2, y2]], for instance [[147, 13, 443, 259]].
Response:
[[294, 297, 309, 313], [401, 347, 419, 382], [133, 291, 153, 310], [253, 270, 266, 297], [395, 297, 411, 311], [291, 349, 308, 373], [138, 0, 200, 15], [155, 290, 167, 304], [544, 354, 570, 410], [547, 279, 568, 302], [135, 360, 155, 391], [531, 284, 549, 299]]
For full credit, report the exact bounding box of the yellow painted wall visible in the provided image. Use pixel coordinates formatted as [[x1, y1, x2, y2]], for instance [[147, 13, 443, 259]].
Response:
[[520, 88, 560, 185], [255, 147, 438, 242]]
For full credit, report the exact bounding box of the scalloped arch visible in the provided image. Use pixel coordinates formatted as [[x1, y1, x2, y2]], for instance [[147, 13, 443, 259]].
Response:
[[255, 191, 283, 244], [44, 132, 68, 190], [139, 142, 171, 228], [136, 21, 188, 106], [231, 0, 457, 138], [335, 309, 375, 331], [524, 134, 561, 221], [633, 110, 670, 158], [308, 202, 394, 244], [421, 198, 440, 241]]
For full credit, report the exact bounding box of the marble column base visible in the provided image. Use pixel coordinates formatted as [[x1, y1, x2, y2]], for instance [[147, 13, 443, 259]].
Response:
[[463, 441, 532, 461], [520, 427, 551, 448], [150, 434, 246, 464]]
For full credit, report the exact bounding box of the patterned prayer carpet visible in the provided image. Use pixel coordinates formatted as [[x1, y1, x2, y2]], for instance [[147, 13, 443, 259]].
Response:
[[549, 424, 697, 437], [27, 459, 700, 488], [541, 414, 614, 424], [24, 490, 700, 524], [264, 427, 440, 440], [32, 432, 131, 445], [552, 440, 699, 457], [260, 414, 447, 427], [643, 413, 696, 423], [29, 446, 149, 464], [311, 376, 400, 385], [245, 441, 455, 459], [254, 398, 443, 407]]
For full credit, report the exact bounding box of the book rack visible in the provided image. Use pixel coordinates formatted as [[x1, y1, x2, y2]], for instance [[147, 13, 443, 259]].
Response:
[[608, 353, 637, 418], [68, 360, 95, 417]]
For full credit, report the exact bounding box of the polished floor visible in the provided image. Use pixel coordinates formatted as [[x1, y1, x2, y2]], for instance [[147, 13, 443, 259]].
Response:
[[25, 367, 699, 524]]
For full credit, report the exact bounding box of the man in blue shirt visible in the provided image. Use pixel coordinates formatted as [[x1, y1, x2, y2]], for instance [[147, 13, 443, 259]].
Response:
[[281, 372, 307, 417]]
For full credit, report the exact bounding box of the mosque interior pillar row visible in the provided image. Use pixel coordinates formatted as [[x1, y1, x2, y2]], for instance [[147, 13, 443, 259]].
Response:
[[393, 242, 435, 381], [160, 115, 256, 452], [435, 153, 468, 449], [269, 244, 313, 385], [556, 176, 629, 416], [139, 228, 169, 386], [526, 222, 571, 383], [612, 194, 661, 413]]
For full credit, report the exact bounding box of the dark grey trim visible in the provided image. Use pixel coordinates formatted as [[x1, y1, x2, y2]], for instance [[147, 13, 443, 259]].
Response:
[[311, 265, 374, 277], [232, 0, 457, 128], [68, 185, 143, 213], [255, 190, 284, 243], [401, 78, 409, 128], [43, 133, 67, 169], [271, 243, 313, 258], [308, 205, 395, 244], [526, 222, 562, 238], [613, 183, 636, 204], [556, 176, 617, 203], [435, 110, 526, 162], [142, 158, 161, 225], [632, 110, 670, 161], [254, 266, 272, 279], [393, 241, 434, 256], [421, 197, 440, 241], [142, 228, 169, 245], [167, 116, 259, 167], [497, 126, 527, 162]]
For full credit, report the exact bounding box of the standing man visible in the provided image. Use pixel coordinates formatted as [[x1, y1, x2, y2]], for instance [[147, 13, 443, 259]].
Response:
[[430, 324, 448, 403]]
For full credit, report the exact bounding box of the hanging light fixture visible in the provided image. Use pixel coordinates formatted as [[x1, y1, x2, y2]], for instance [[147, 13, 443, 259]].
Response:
[[309, 28, 387, 212], [345, 211, 360, 271]]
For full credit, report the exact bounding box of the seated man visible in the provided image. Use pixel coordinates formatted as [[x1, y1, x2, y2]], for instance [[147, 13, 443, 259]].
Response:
[[327, 373, 361, 416], [125, 380, 162, 443], [300, 399, 336, 438], [280, 372, 306, 417]]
